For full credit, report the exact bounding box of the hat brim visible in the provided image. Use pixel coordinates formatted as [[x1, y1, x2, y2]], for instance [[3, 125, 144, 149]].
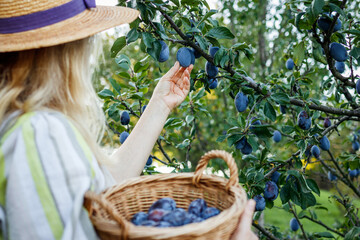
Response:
[[0, 6, 139, 52]]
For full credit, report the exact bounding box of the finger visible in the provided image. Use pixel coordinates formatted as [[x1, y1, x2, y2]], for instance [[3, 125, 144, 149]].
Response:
[[187, 64, 194, 73], [173, 66, 186, 81], [239, 200, 256, 231], [163, 61, 180, 79]]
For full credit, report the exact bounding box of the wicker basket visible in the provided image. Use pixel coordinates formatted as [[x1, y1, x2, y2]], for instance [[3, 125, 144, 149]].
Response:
[[84, 150, 247, 240]]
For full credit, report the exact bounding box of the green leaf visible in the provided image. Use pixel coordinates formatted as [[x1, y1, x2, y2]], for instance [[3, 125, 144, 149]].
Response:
[[164, 118, 183, 128], [98, 89, 114, 98], [206, 27, 235, 39], [306, 179, 320, 196], [345, 227, 360, 240], [227, 134, 243, 147], [311, 0, 324, 17], [293, 41, 305, 66], [295, 12, 305, 31], [142, 32, 154, 48], [198, 9, 217, 25], [147, 40, 162, 61], [264, 102, 277, 122], [111, 36, 126, 58], [126, 28, 139, 44], [313, 42, 327, 64], [115, 54, 131, 70], [194, 35, 208, 51], [271, 92, 290, 104], [108, 78, 121, 95], [314, 232, 335, 238]]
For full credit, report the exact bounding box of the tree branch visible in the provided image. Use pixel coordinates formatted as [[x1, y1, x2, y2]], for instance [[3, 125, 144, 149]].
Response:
[[252, 222, 280, 240], [303, 215, 345, 237]]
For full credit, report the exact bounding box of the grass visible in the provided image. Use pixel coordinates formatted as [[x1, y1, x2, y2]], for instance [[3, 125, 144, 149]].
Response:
[[263, 189, 360, 238]]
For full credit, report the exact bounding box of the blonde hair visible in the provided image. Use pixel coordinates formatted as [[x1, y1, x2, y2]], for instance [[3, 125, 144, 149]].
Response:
[[0, 35, 108, 163]]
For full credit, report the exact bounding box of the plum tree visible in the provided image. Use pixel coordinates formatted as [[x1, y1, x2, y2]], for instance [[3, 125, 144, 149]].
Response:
[[98, 0, 360, 238]]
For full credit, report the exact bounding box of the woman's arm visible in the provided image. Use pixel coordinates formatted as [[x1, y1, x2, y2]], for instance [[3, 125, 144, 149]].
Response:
[[108, 62, 193, 182]]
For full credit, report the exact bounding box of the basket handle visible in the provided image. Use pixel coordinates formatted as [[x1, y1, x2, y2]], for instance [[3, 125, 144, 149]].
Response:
[[193, 150, 239, 191], [84, 191, 129, 240]]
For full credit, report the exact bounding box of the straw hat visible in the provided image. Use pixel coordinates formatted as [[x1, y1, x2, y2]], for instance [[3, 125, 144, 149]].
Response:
[[0, 0, 139, 52]]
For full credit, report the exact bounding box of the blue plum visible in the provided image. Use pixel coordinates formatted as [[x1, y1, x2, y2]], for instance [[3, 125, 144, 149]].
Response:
[[120, 111, 130, 125], [335, 61, 345, 73], [156, 221, 171, 227], [158, 40, 169, 62], [317, 16, 342, 32], [235, 137, 247, 150], [311, 145, 320, 158], [356, 79, 360, 95], [286, 58, 294, 70], [119, 131, 129, 144], [142, 104, 147, 113], [189, 48, 195, 65], [235, 92, 249, 112], [209, 46, 219, 57], [349, 168, 358, 178], [141, 220, 157, 227], [297, 111, 311, 130], [253, 195, 265, 211], [146, 156, 153, 166], [324, 118, 331, 128], [177, 47, 192, 67], [148, 198, 176, 212], [188, 199, 207, 217], [271, 171, 281, 183], [319, 136, 330, 151], [148, 209, 170, 222], [241, 141, 253, 155], [280, 105, 287, 114], [193, 43, 202, 59], [352, 141, 360, 151], [328, 171, 337, 181], [131, 212, 148, 225], [290, 218, 300, 231], [201, 207, 220, 220], [273, 130, 282, 143], [209, 78, 218, 89], [205, 61, 219, 78], [264, 181, 279, 201], [250, 117, 261, 130], [329, 42, 348, 62], [162, 208, 187, 226]]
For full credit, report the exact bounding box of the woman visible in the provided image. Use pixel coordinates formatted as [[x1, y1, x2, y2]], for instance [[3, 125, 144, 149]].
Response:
[[0, 1, 257, 239]]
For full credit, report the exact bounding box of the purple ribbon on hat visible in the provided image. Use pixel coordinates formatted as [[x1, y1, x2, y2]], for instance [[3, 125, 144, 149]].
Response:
[[0, 0, 96, 34]]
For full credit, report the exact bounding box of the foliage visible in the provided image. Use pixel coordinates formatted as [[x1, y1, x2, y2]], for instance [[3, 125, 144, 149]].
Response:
[[95, 0, 360, 239]]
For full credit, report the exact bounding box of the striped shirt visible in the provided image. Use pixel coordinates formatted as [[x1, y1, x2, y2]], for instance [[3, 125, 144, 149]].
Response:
[[0, 111, 116, 240]]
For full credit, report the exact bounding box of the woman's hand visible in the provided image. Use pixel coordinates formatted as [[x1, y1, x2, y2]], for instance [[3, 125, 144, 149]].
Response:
[[230, 200, 259, 240], [151, 61, 193, 112]]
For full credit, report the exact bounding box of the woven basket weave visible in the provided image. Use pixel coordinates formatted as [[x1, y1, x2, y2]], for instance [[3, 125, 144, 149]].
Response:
[[84, 150, 247, 240]]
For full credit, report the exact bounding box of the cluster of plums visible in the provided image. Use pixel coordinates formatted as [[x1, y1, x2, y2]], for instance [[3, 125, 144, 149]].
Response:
[[131, 198, 220, 227], [158, 39, 220, 90], [253, 171, 281, 211], [286, 13, 349, 77]]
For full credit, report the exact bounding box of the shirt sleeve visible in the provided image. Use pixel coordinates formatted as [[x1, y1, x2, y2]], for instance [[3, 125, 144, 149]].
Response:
[[3, 111, 101, 240]]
